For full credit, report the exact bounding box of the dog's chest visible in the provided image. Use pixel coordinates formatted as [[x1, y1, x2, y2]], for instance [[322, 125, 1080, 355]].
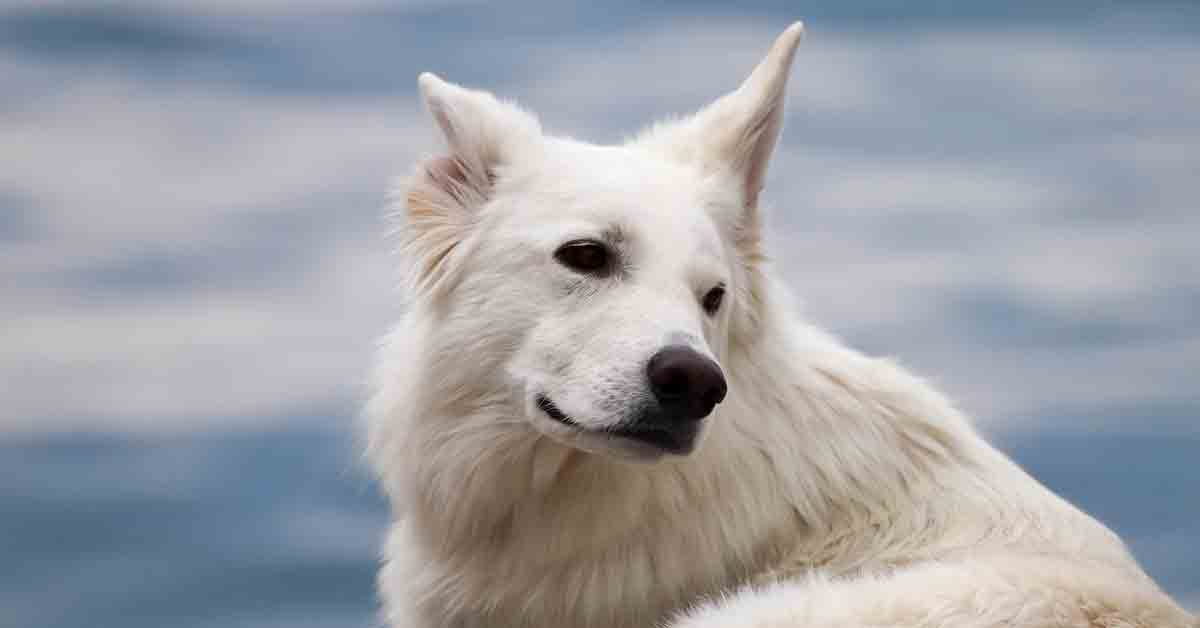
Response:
[[391, 502, 795, 628], [446, 538, 738, 628]]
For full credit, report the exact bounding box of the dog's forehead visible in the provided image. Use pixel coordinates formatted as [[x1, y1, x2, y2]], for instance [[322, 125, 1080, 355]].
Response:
[[536, 140, 691, 192], [527, 140, 717, 225]]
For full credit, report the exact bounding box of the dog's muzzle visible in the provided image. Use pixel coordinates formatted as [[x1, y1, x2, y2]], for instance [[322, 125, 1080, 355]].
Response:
[[536, 346, 726, 456], [613, 345, 726, 454], [645, 345, 726, 421]]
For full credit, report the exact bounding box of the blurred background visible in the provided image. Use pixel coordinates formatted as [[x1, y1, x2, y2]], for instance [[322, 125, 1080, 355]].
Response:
[[2, 1, 1197, 626]]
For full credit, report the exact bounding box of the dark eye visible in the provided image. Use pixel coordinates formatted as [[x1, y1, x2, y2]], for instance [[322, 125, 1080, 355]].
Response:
[[554, 240, 610, 274], [702, 284, 726, 315]]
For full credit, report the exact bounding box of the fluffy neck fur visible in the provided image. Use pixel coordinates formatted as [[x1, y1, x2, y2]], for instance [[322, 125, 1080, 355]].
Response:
[[367, 275, 1140, 628]]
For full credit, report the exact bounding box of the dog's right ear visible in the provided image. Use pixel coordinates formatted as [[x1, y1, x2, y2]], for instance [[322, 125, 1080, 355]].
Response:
[[395, 73, 541, 296]]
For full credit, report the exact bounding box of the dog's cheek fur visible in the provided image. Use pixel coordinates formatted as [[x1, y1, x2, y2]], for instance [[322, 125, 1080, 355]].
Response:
[[703, 189, 769, 347], [729, 205, 770, 343]]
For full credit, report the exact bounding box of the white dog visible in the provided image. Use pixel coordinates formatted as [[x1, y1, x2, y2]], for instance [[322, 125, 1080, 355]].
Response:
[[366, 21, 1196, 628]]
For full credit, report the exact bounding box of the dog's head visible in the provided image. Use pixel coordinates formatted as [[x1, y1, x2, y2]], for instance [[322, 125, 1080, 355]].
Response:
[[395, 23, 803, 461]]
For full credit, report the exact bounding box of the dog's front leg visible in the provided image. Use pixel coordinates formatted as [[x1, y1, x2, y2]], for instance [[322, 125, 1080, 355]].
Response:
[[665, 557, 1195, 628]]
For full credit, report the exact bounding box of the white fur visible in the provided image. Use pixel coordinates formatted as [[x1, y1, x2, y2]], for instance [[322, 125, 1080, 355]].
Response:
[[366, 21, 1196, 628]]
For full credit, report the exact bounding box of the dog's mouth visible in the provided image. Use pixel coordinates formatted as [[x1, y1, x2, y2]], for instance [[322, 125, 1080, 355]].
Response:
[[536, 395, 579, 427], [535, 394, 698, 455]]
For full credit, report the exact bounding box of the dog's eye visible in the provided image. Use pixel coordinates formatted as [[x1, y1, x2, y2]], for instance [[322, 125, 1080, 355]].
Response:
[[702, 284, 726, 315], [555, 240, 610, 274]]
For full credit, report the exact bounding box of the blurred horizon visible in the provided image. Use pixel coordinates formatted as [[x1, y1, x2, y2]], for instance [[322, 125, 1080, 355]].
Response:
[[1, 1, 1197, 626]]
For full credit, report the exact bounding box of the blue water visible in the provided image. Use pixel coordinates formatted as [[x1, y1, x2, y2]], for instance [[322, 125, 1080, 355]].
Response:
[[0, 426, 386, 628]]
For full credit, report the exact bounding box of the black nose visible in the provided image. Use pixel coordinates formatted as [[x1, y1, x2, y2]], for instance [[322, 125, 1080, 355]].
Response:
[[646, 345, 727, 422]]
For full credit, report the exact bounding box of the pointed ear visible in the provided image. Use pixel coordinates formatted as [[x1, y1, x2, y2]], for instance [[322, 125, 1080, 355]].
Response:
[[640, 23, 803, 339], [657, 22, 804, 210], [395, 73, 541, 296]]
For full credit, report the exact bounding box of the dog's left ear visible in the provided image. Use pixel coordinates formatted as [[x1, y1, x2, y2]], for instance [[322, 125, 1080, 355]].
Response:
[[649, 22, 804, 214], [641, 23, 803, 337], [692, 21, 803, 210]]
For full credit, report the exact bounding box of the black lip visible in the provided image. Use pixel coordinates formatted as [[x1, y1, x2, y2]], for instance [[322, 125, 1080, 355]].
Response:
[[536, 395, 579, 427], [536, 394, 699, 455], [610, 422, 698, 455]]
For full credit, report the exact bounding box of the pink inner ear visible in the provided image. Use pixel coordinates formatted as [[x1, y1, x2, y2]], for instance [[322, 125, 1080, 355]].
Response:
[[423, 155, 496, 205], [424, 155, 468, 187], [423, 155, 485, 208]]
